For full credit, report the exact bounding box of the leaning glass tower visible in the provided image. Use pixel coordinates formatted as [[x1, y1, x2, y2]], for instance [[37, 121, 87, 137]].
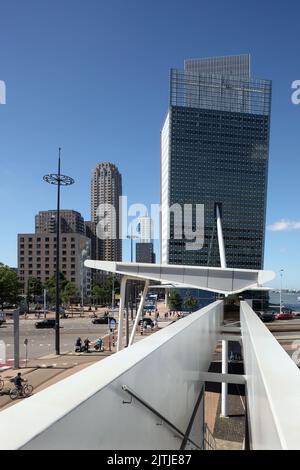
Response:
[[161, 54, 272, 270]]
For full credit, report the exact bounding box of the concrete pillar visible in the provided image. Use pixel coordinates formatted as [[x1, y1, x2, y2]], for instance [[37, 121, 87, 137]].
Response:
[[129, 280, 149, 346], [165, 288, 169, 307], [13, 309, 20, 369], [117, 276, 128, 352], [221, 339, 228, 417]]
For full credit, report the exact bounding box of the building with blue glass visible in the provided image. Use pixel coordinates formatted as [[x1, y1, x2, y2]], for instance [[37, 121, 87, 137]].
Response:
[[161, 55, 272, 271]]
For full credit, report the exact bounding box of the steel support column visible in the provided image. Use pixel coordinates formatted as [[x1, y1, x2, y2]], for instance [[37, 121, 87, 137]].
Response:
[[129, 280, 149, 346], [117, 276, 128, 352]]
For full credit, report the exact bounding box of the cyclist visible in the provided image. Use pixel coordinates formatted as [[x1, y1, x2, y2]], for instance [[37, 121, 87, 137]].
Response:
[[13, 373, 25, 396]]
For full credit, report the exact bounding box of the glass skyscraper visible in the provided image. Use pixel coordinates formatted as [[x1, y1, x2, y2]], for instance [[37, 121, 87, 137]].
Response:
[[161, 55, 272, 270]]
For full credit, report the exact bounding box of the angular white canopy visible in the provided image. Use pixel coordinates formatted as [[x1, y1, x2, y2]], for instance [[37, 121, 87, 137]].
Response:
[[84, 260, 275, 295]]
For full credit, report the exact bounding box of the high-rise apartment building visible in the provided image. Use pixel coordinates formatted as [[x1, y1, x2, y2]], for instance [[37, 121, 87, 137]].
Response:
[[161, 55, 272, 270], [91, 162, 122, 261], [35, 210, 85, 235], [18, 210, 91, 299]]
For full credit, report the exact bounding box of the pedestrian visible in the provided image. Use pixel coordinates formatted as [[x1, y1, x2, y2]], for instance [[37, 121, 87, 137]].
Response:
[[84, 338, 90, 353], [75, 337, 82, 352]]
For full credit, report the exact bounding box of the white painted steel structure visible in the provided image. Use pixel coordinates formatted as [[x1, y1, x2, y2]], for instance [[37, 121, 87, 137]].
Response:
[[0, 301, 223, 450], [1, 295, 300, 449], [84, 260, 274, 295], [241, 301, 300, 450]]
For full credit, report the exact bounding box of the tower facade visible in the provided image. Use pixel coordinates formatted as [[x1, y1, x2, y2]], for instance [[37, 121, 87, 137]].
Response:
[[91, 162, 122, 261], [161, 55, 272, 269]]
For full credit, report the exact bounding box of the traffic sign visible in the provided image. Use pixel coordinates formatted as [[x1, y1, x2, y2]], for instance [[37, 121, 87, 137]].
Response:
[[109, 319, 116, 330]]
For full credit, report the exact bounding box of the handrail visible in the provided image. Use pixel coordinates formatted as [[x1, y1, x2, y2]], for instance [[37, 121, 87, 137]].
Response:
[[180, 385, 204, 450], [122, 385, 202, 450], [203, 423, 217, 450]]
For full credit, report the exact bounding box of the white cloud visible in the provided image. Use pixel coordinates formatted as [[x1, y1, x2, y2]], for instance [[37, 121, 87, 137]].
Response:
[[267, 219, 300, 232]]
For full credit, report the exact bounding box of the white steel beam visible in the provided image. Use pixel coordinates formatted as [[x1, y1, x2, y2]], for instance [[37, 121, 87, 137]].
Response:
[[199, 371, 246, 385], [117, 276, 128, 352], [129, 280, 149, 346]]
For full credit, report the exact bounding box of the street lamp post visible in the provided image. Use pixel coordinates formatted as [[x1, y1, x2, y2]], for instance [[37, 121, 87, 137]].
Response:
[[279, 269, 284, 314], [127, 226, 138, 322], [43, 149, 74, 355], [80, 242, 89, 317]]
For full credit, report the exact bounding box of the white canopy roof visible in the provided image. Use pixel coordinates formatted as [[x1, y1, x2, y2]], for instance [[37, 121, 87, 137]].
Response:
[[84, 260, 275, 295]]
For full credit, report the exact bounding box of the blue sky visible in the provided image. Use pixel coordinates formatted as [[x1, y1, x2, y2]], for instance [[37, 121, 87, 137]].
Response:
[[0, 0, 299, 288]]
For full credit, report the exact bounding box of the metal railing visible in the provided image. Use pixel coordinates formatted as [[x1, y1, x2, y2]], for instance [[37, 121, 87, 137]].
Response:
[[202, 423, 217, 450], [241, 301, 300, 450], [122, 385, 202, 450]]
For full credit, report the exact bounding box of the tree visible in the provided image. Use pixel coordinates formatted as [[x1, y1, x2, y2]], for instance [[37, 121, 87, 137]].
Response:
[[27, 276, 43, 303], [61, 281, 79, 306], [92, 275, 120, 306], [43, 272, 68, 306], [92, 285, 106, 305], [183, 292, 198, 312], [168, 289, 182, 311], [0, 263, 22, 310]]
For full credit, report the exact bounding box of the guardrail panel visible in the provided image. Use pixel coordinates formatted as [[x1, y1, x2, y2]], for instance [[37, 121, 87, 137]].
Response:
[[241, 301, 300, 450], [0, 301, 223, 450]]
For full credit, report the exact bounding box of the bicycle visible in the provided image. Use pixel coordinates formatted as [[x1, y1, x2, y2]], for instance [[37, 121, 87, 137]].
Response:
[[9, 382, 34, 400]]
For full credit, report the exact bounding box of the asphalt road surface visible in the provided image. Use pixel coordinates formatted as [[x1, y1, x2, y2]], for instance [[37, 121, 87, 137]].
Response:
[[0, 317, 113, 364]]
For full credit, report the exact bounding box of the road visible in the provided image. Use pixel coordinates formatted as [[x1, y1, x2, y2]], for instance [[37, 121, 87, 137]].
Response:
[[0, 317, 114, 364]]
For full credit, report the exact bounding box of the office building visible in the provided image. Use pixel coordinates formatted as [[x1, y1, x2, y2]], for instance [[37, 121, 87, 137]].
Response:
[[161, 54, 272, 270], [136, 242, 155, 264], [135, 216, 155, 263]]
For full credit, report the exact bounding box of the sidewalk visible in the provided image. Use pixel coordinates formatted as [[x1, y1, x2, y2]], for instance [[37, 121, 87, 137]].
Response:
[[0, 322, 163, 411]]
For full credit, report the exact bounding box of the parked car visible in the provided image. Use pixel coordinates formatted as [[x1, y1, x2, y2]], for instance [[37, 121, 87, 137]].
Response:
[[256, 312, 275, 323], [0, 312, 6, 326], [92, 316, 114, 325], [35, 319, 56, 329], [275, 312, 294, 320], [139, 317, 154, 328]]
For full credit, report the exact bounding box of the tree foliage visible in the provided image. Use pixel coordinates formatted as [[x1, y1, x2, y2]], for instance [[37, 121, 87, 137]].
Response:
[[183, 292, 198, 311], [44, 272, 69, 306], [168, 289, 182, 311], [92, 274, 120, 305], [0, 263, 22, 310], [26, 276, 43, 303], [44, 273, 80, 306], [61, 281, 79, 305]]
